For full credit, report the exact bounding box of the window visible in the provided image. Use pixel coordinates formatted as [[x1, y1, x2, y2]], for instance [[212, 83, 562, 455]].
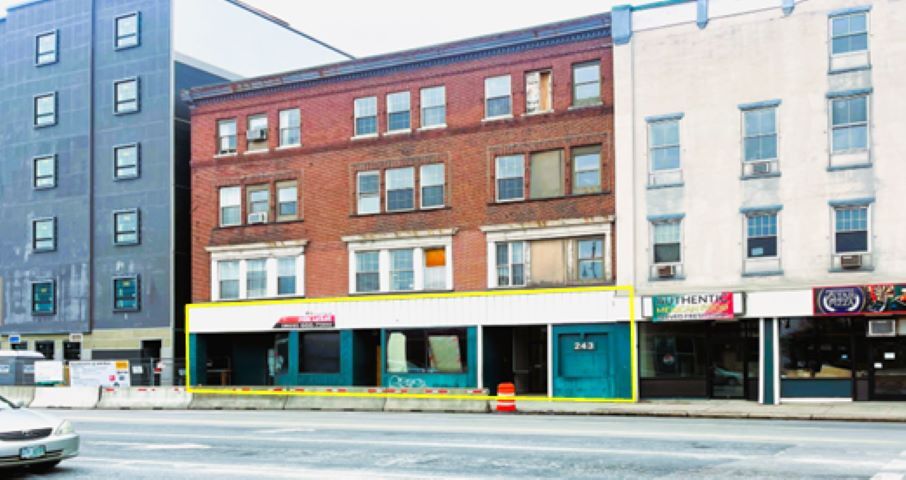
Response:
[[420, 86, 445, 128], [355, 251, 380, 292], [114, 209, 139, 245], [300, 332, 341, 373], [63, 341, 81, 361], [275, 334, 289, 374], [831, 12, 867, 55], [743, 108, 777, 162], [246, 259, 267, 298], [278, 109, 301, 147], [217, 119, 237, 154], [423, 247, 446, 290], [572, 61, 601, 106], [781, 318, 854, 379], [525, 70, 552, 114], [529, 150, 563, 199], [496, 241, 525, 287], [35, 31, 57, 65], [115, 13, 140, 49], [34, 93, 56, 127], [577, 238, 604, 280], [831, 96, 868, 153], [385, 167, 414, 212], [387, 92, 410, 132], [35, 341, 55, 360], [247, 185, 269, 221], [390, 249, 415, 291], [653, 221, 681, 264], [640, 323, 707, 380], [386, 328, 467, 373], [572, 146, 601, 194], [485, 75, 512, 118], [113, 276, 139, 311], [246, 114, 268, 151], [276, 181, 298, 221], [420, 164, 444, 208], [114, 144, 139, 179], [834, 206, 868, 253], [219, 186, 241, 226], [277, 257, 296, 296], [32, 281, 55, 315], [32, 218, 56, 252], [357, 171, 380, 215], [746, 213, 778, 258], [354, 96, 377, 136], [33, 155, 56, 189], [218, 260, 239, 300], [114, 78, 139, 114], [495, 155, 524, 202], [649, 120, 680, 172]]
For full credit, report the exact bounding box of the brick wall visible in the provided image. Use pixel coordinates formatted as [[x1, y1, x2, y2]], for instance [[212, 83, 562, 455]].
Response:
[[190, 38, 615, 302]]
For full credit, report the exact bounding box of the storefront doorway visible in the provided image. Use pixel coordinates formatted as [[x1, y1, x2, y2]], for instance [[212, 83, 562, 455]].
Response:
[[482, 326, 548, 395], [871, 339, 906, 400]]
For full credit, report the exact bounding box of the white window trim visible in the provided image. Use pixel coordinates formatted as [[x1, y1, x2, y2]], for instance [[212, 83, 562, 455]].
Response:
[[831, 204, 871, 255], [385, 167, 415, 213], [828, 11, 870, 59], [647, 119, 682, 176], [357, 170, 381, 215], [278, 108, 301, 148], [484, 75, 512, 121], [743, 212, 780, 260], [207, 241, 307, 301], [649, 220, 683, 267], [344, 230, 455, 294], [495, 154, 525, 203], [828, 94, 870, 155]]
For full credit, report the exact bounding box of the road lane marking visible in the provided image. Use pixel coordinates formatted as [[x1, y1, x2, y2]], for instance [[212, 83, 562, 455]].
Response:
[[255, 428, 316, 434], [885, 460, 906, 471], [90, 440, 212, 450], [871, 474, 904, 480]]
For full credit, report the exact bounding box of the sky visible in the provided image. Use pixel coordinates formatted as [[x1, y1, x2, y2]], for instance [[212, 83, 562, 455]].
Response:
[[0, 0, 643, 57]]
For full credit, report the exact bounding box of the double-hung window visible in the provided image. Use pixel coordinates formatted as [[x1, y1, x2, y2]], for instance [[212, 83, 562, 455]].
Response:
[[277, 257, 297, 296], [219, 186, 241, 226], [355, 251, 380, 292], [649, 120, 680, 174], [246, 259, 267, 298], [420, 164, 445, 208], [577, 238, 604, 280], [354, 96, 378, 136], [32, 281, 56, 315], [278, 109, 301, 147], [218, 261, 240, 300], [34, 93, 57, 127], [217, 119, 237, 154], [33, 218, 56, 252], [420, 86, 445, 128], [387, 92, 410, 132], [743, 107, 777, 163], [34, 155, 56, 189], [495, 241, 525, 287], [115, 13, 140, 49], [831, 95, 868, 153], [114, 78, 139, 114], [830, 12, 868, 55], [247, 185, 269, 222], [385, 167, 414, 212], [36, 31, 57, 65], [834, 206, 869, 254], [746, 213, 778, 258], [114, 144, 139, 179], [652, 221, 681, 265], [572, 146, 601, 194], [495, 155, 524, 202], [113, 276, 140, 311], [390, 249, 415, 291], [423, 247, 446, 290], [113, 209, 139, 245], [357, 171, 380, 215], [276, 181, 298, 221], [572, 61, 601, 106], [485, 75, 512, 118], [246, 114, 268, 151]]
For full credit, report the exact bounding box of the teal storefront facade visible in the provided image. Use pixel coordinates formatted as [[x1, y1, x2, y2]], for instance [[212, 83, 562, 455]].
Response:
[[552, 324, 632, 399]]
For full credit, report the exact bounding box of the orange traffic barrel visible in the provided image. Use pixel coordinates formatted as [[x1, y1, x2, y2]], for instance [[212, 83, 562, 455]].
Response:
[[496, 382, 516, 412]]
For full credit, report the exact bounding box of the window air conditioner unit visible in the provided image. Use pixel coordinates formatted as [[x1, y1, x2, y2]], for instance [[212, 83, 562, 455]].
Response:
[[247, 129, 267, 141], [656, 265, 676, 278], [68, 333, 83, 343], [247, 212, 268, 224], [868, 319, 896, 337], [751, 161, 772, 175], [840, 254, 863, 269]]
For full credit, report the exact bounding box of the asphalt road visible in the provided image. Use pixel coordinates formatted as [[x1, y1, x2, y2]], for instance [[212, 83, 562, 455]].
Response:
[[5, 409, 906, 479]]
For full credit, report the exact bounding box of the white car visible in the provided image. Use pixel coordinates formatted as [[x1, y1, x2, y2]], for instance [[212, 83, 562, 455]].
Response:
[[0, 394, 79, 472]]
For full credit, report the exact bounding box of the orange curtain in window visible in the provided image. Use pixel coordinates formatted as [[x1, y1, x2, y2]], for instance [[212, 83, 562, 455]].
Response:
[[425, 248, 446, 267]]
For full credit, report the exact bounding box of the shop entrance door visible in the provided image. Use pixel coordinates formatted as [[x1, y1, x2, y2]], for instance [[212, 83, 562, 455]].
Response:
[[870, 339, 906, 400], [709, 323, 746, 399]]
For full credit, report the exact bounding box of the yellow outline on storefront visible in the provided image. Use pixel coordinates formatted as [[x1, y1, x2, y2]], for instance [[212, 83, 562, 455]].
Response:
[[185, 285, 638, 403]]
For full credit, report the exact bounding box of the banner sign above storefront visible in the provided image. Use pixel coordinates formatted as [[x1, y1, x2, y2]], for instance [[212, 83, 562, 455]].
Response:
[[274, 312, 336, 329], [814, 284, 906, 316], [652, 292, 735, 321]]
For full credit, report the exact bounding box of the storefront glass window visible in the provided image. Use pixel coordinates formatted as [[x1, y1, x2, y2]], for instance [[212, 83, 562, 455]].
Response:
[[299, 332, 340, 374], [275, 334, 289, 374], [780, 317, 853, 379], [386, 328, 467, 374], [640, 323, 707, 379]]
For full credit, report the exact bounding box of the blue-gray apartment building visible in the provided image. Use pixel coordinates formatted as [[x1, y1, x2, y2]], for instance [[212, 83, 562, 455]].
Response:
[[0, 0, 349, 382]]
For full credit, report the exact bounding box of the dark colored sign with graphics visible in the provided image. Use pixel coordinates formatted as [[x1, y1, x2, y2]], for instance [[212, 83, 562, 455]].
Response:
[[814, 284, 906, 316]]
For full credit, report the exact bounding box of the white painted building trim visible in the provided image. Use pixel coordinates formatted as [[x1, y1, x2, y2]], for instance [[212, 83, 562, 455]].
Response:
[[346, 232, 455, 294]]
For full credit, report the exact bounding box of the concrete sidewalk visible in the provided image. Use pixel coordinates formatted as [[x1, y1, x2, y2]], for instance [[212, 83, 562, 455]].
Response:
[[508, 399, 906, 422]]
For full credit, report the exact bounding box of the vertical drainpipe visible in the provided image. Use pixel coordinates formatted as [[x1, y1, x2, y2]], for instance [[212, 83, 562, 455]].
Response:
[[87, 0, 96, 342]]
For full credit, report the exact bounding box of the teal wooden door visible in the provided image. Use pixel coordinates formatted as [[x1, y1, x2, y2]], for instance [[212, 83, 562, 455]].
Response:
[[553, 324, 631, 399]]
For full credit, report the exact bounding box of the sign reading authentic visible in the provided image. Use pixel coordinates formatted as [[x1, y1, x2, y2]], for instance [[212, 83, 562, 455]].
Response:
[[814, 284, 906, 316], [274, 312, 336, 329], [652, 292, 734, 322]]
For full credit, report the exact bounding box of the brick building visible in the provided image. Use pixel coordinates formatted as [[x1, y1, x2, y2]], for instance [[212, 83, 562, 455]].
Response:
[[184, 14, 632, 398]]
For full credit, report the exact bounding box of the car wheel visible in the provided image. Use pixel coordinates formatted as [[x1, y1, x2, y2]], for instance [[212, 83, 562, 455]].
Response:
[[28, 461, 61, 473]]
